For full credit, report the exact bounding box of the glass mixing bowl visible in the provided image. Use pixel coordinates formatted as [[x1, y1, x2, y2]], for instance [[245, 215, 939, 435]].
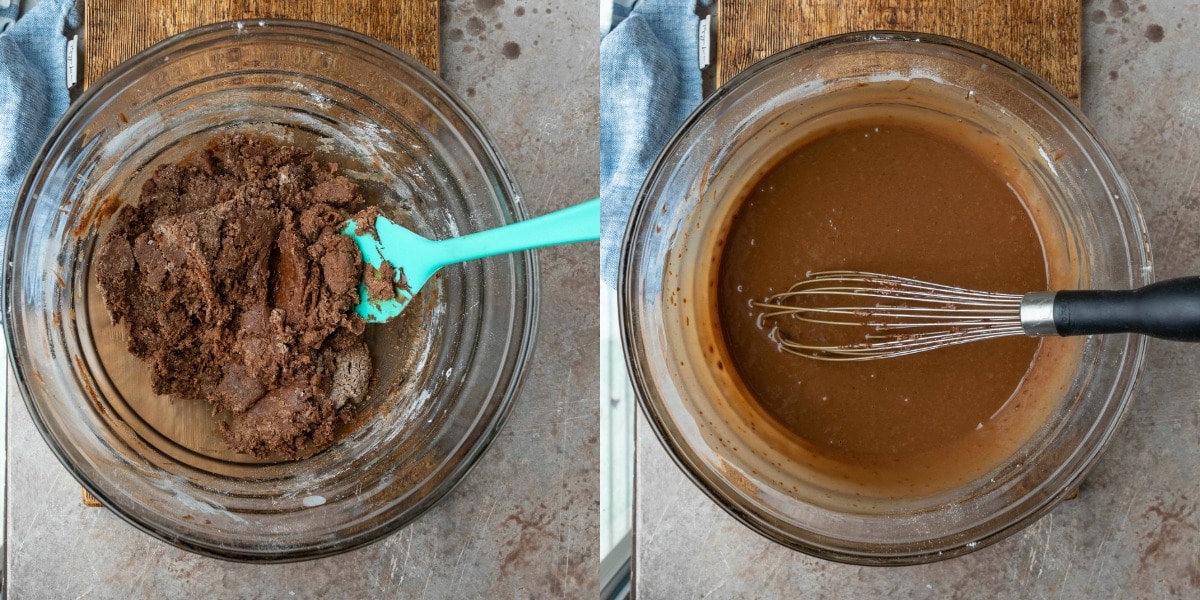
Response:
[[620, 32, 1150, 564], [4, 20, 536, 561]]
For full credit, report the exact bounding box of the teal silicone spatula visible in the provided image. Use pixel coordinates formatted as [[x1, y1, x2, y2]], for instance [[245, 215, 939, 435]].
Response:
[[342, 197, 599, 322]]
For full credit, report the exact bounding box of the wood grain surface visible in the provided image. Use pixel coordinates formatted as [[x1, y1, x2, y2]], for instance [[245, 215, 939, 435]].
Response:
[[715, 0, 1080, 102], [83, 0, 439, 88]]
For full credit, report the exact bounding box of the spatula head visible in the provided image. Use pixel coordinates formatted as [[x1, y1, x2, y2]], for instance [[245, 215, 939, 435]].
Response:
[[341, 216, 428, 322]]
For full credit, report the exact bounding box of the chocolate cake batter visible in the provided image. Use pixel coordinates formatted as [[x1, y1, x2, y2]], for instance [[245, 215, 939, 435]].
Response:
[[718, 118, 1049, 493], [95, 134, 375, 459]]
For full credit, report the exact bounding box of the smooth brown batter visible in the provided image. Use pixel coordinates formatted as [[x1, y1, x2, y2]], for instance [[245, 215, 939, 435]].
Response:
[[718, 118, 1048, 494], [95, 134, 374, 459]]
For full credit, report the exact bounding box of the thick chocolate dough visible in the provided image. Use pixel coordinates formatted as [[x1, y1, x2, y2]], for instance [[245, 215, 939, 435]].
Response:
[[95, 134, 374, 459]]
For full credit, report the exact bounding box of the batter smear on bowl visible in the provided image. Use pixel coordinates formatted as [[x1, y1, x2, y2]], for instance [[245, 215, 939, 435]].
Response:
[[95, 134, 377, 459], [718, 116, 1063, 497]]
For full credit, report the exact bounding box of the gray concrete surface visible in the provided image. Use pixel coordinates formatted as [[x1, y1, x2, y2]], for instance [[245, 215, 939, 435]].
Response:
[[3, 0, 599, 597], [635, 1, 1200, 597]]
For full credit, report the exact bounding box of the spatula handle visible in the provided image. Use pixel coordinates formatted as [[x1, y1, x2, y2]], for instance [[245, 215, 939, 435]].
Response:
[[431, 198, 600, 267]]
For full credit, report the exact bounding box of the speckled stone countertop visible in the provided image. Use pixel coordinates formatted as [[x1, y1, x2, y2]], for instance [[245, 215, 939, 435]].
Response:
[[636, 1, 1200, 597], [3, 0, 598, 597]]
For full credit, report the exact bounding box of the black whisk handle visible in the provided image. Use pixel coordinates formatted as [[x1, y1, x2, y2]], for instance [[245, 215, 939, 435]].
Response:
[[1052, 277, 1200, 341]]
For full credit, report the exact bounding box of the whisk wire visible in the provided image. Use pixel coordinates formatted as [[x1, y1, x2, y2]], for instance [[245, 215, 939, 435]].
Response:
[[756, 270, 1029, 361]]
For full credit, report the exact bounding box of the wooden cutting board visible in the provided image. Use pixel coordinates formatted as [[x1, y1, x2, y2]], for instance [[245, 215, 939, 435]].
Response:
[[83, 0, 440, 89], [714, 0, 1080, 103]]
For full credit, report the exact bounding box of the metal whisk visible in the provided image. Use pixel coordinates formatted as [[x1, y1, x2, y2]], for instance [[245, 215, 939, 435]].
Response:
[[753, 270, 1200, 361]]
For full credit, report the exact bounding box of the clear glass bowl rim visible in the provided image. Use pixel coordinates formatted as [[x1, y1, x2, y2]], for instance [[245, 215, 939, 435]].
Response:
[[618, 30, 1150, 565], [3, 18, 540, 562]]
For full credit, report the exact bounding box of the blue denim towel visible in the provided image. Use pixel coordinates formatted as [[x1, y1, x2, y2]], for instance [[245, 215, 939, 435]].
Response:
[[0, 0, 79, 231], [600, 0, 702, 289]]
